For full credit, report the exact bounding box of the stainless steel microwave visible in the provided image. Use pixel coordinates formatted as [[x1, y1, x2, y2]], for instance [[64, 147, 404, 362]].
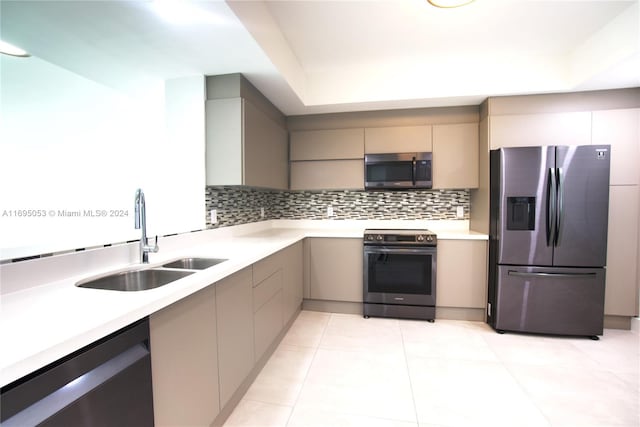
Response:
[[365, 152, 432, 190]]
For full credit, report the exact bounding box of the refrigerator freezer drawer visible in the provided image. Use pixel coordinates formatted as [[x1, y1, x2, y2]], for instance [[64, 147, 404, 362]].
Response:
[[494, 265, 605, 337]]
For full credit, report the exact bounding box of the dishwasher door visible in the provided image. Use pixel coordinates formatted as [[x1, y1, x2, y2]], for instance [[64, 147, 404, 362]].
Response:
[[1, 318, 154, 427]]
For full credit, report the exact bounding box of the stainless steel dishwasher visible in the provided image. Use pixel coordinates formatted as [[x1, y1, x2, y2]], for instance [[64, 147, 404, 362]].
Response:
[[1, 318, 154, 427]]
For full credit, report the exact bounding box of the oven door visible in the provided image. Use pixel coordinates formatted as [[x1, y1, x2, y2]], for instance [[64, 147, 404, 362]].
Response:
[[364, 245, 436, 306]]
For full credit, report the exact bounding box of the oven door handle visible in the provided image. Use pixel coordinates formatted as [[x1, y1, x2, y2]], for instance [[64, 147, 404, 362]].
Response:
[[365, 246, 436, 255]]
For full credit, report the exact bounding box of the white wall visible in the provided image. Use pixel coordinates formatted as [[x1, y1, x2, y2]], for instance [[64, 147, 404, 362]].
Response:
[[0, 55, 205, 259]]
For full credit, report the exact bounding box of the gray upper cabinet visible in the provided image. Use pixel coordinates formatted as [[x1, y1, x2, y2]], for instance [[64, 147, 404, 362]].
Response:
[[592, 108, 639, 186], [206, 98, 243, 186], [289, 128, 365, 191], [290, 128, 364, 160], [290, 160, 364, 191], [432, 123, 479, 189], [244, 100, 288, 189], [206, 74, 288, 190], [489, 112, 591, 149], [364, 125, 432, 153]]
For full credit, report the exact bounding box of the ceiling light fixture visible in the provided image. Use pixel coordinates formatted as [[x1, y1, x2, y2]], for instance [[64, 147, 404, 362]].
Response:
[[152, 0, 226, 25], [428, 0, 475, 8], [0, 40, 30, 57]]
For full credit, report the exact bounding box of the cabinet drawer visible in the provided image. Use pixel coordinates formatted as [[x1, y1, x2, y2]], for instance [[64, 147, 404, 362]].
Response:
[[253, 270, 283, 312], [253, 252, 282, 286], [254, 290, 284, 361]]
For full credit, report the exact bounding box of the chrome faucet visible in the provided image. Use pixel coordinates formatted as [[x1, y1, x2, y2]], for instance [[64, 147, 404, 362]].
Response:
[[134, 188, 159, 263]]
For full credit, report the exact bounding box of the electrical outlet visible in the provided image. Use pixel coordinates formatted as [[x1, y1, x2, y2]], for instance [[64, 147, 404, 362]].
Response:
[[327, 206, 334, 217], [260, 207, 265, 219], [210, 209, 217, 224], [456, 206, 464, 218]]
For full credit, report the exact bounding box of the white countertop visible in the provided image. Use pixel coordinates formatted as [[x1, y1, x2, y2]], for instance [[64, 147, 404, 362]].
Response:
[[0, 220, 486, 387]]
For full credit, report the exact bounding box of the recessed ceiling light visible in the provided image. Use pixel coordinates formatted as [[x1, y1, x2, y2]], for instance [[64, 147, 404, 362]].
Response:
[[428, 0, 475, 8], [0, 40, 30, 57], [152, 0, 227, 25]]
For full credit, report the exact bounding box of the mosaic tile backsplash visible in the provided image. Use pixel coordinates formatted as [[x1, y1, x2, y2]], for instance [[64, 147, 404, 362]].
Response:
[[205, 186, 470, 228]]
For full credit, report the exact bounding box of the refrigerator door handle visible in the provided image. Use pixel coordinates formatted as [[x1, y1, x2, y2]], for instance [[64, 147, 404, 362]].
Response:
[[546, 168, 557, 246], [508, 270, 597, 278], [555, 167, 564, 246]]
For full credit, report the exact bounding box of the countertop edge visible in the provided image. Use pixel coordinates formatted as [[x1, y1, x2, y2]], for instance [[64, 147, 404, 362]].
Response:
[[0, 223, 487, 386]]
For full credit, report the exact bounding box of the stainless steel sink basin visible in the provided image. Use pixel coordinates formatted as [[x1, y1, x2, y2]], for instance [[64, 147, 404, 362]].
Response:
[[162, 257, 227, 270], [77, 268, 194, 291]]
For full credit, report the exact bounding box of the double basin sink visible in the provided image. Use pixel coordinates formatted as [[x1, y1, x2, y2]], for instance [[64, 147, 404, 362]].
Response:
[[76, 257, 227, 292]]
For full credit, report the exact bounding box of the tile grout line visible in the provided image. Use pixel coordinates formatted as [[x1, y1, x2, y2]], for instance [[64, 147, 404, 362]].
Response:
[[398, 319, 421, 427], [283, 311, 332, 427], [477, 331, 555, 426]]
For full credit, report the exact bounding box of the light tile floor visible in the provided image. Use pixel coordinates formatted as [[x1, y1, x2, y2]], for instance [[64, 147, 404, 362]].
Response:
[[224, 311, 640, 427]]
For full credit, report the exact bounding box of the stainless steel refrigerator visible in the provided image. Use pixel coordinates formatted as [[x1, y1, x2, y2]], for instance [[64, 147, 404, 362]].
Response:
[[487, 145, 611, 338]]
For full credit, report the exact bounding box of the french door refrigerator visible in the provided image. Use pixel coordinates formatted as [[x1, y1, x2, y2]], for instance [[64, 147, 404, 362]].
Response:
[[487, 145, 611, 338]]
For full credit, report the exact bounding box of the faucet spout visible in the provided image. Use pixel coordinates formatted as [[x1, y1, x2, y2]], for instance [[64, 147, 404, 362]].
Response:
[[134, 188, 159, 263]]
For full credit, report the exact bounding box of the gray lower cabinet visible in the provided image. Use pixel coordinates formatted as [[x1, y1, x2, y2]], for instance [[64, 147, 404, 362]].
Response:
[[150, 285, 220, 427], [149, 244, 304, 426], [282, 241, 304, 322], [305, 238, 363, 302], [436, 240, 487, 309], [253, 270, 284, 361], [215, 267, 254, 408]]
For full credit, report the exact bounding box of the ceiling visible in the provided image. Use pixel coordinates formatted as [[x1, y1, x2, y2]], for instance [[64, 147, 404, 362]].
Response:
[[1, 0, 639, 115]]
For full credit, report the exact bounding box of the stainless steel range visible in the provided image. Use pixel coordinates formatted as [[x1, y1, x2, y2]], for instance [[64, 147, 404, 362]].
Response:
[[363, 229, 437, 321]]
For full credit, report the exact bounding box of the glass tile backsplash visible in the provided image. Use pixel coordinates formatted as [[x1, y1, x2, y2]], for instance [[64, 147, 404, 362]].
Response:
[[205, 186, 470, 229]]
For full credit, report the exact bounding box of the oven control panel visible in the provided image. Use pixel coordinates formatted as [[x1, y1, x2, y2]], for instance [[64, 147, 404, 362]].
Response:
[[364, 229, 437, 246]]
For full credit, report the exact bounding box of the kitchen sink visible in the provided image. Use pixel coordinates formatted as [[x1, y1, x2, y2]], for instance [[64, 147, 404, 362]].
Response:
[[161, 257, 227, 270], [77, 268, 194, 292]]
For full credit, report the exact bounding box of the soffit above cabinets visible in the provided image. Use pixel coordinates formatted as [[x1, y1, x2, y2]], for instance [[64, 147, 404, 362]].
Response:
[[3, 0, 639, 115]]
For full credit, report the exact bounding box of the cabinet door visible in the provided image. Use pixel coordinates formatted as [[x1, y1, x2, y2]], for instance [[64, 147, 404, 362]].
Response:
[[205, 98, 243, 186], [365, 125, 432, 153], [244, 99, 288, 190], [592, 108, 639, 186], [489, 112, 591, 149], [290, 128, 364, 160], [215, 267, 254, 408], [308, 238, 363, 302], [150, 286, 220, 427], [290, 160, 364, 190], [605, 185, 639, 316], [436, 240, 487, 308], [433, 123, 479, 189], [282, 241, 304, 323]]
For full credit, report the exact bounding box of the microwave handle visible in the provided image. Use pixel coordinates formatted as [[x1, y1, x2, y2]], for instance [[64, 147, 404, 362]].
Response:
[[412, 157, 418, 185]]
